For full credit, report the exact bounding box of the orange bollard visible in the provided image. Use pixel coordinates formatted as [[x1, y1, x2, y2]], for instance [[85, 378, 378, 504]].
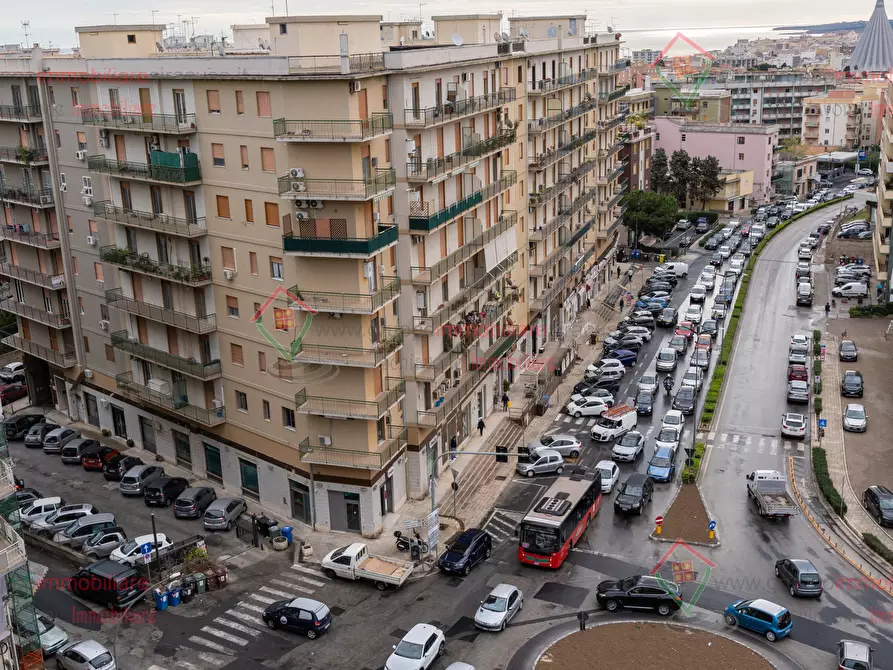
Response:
[[655, 524, 662, 535]]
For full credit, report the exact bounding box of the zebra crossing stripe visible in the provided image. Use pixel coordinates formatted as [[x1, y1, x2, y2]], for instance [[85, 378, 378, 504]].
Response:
[[196, 653, 227, 668], [797, 443, 806, 453], [745, 435, 752, 445], [249, 594, 278, 605], [587, 418, 596, 426], [708, 431, 716, 441], [225, 608, 269, 629], [237, 601, 267, 614], [289, 563, 328, 578], [770, 439, 779, 454], [732, 434, 740, 444], [260, 585, 295, 599], [562, 415, 572, 423], [720, 433, 728, 442], [215, 617, 262, 637], [575, 417, 584, 425], [188, 636, 236, 655], [784, 442, 792, 451], [288, 568, 327, 587], [201, 626, 249, 646]]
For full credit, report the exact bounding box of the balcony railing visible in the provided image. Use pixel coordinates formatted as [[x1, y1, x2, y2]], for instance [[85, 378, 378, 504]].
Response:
[[286, 276, 400, 314], [100, 246, 212, 286], [0, 225, 61, 249], [599, 85, 631, 103], [273, 113, 393, 142], [404, 88, 517, 128], [278, 168, 395, 200], [611, 60, 630, 72], [0, 146, 48, 164], [529, 242, 569, 277], [2, 335, 76, 368], [597, 111, 628, 131], [597, 163, 625, 185], [298, 424, 407, 471], [293, 326, 403, 368], [567, 216, 596, 247], [0, 261, 65, 289], [0, 460, 16, 505], [0, 291, 71, 329], [528, 158, 599, 212], [529, 184, 599, 243], [93, 201, 207, 238], [87, 155, 202, 184], [0, 186, 54, 208], [105, 288, 217, 333], [287, 52, 385, 74], [283, 222, 397, 257], [110, 330, 222, 380], [527, 69, 599, 96], [598, 191, 624, 212], [527, 98, 598, 133], [115, 372, 226, 427], [295, 378, 405, 420], [0, 517, 27, 575], [529, 128, 599, 171], [409, 171, 517, 232], [0, 105, 41, 122], [79, 108, 198, 133], [406, 129, 517, 182]]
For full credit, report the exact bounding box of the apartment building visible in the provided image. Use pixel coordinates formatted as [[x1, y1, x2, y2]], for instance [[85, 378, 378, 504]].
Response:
[[0, 14, 626, 537], [875, 82, 892, 299], [774, 155, 820, 199], [619, 88, 655, 193], [703, 169, 753, 213], [653, 85, 731, 123], [801, 86, 884, 150]]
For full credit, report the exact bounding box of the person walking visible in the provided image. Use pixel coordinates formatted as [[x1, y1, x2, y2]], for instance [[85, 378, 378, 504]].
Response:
[[616, 267, 621, 279], [617, 297, 624, 311], [502, 393, 509, 411], [477, 418, 486, 437], [825, 302, 831, 317], [450, 435, 458, 461]]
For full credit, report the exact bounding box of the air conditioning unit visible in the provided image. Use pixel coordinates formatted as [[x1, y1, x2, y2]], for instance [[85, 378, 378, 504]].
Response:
[[318, 435, 332, 446], [310, 200, 324, 209], [294, 211, 310, 221], [99, 319, 109, 330], [290, 181, 306, 193], [411, 235, 423, 244], [82, 196, 93, 206], [223, 268, 236, 281], [100, 398, 110, 407], [75, 150, 87, 161], [373, 212, 381, 223], [295, 199, 309, 209], [211, 399, 224, 409], [147, 379, 170, 395], [289, 167, 305, 179], [350, 81, 361, 93], [86, 235, 98, 246], [39, 195, 52, 205], [84, 369, 94, 379], [98, 138, 108, 148]]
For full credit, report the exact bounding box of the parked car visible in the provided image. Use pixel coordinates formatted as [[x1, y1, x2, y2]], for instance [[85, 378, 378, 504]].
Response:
[[774, 558, 823, 597], [862, 485, 893, 526], [0, 362, 24, 384], [565, 396, 610, 418], [613, 474, 654, 515], [596, 460, 620, 493], [843, 403, 867, 432], [111, 533, 173, 566], [787, 364, 808, 382], [102, 455, 144, 482], [841, 370, 864, 397], [781, 412, 806, 439], [596, 574, 681, 615], [174, 487, 218, 519], [528, 434, 583, 458], [55, 640, 116, 670], [0, 383, 28, 404], [42, 427, 80, 454], [787, 380, 809, 404], [24, 422, 59, 448], [837, 640, 875, 670], [143, 477, 190, 507], [3, 413, 44, 440], [53, 513, 117, 550], [839, 340, 858, 362], [18, 497, 65, 528], [82, 527, 127, 559], [438, 528, 492, 576], [605, 349, 637, 367], [82, 447, 120, 472], [262, 597, 332, 639], [386, 623, 444, 670], [31, 504, 99, 538], [14, 609, 69, 657], [723, 598, 792, 642], [60, 439, 101, 465], [203, 497, 248, 531], [15, 488, 43, 509], [119, 465, 165, 496]]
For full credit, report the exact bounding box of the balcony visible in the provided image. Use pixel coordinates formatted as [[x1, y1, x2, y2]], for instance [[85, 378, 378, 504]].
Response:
[[597, 112, 628, 131], [0, 225, 61, 249], [567, 216, 596, 247], [0, 261, 65, 289], [273, 113, 393, 142], [93, 201, 206, 238], [79, 108, 198, 134], [528, 158, 599, 211], [0, 460, 16, 504], [283, 221, 397, 258], [115, 372, 226, 427], [0, 146, 48, 165], [99, 246, 212, 286], [409, 171, 516, 232], [87, 155, 201, 185], [406, 129, 517, 182], [286, 276, 400, 314], [0, 289, 71, 329], [298, 424, 407, 471], [611, 60, 630, 72], [404, 88, 516, 128], [293, 326, 403, 368], [0, 186, 54, 208], [529, 186, 599, 242], [527, 98, 598, 133], [0, 517, 27, 575], [105, 288, 217, 334], [599, 85, 631, 103], [527, 68, 599, 96], [598, 191, 624, 212], [2, 335, 76, 368], [597, 163, 625, 185], [529, 128, 599, 171], [295, 378, 405, 419], [596, 210, 624, 239], [0, 105, 41, 123], [110, 330, 222, 380], [278, 168, 395, 200], [529, 242, 569, 277]]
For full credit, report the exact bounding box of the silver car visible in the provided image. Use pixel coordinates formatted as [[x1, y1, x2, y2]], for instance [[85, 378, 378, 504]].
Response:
[[655, 348, 678, 372], [843, 404, 867, 432], [42, 427, 80, 454], [30, 504, 98, 538], [119, 465, 165, 496], [515, 447, 564, 478], [637, 372, 659, 396], [203, 497, 248, 531], [474, 583, 523, 631], [527, 434, 582, 458], [83, 527, 127, 559]]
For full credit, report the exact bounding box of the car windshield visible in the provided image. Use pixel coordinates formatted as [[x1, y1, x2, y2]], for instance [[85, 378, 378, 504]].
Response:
[[664, 414, 681, 426], [641, 375, 656, 385], [844, 373, 861, 383], [618, 434, 639, 447], [449, 538, 470, 553], [636, 392, 650, 403], [481, 595, 508, 612], [519, 523, 559, 554], [846, 408, 866, 419], [790, 382, 807, 391], [651, 455, 672, 468], [658, 351, 675, 361], [539, 436, 555, 446], [621, 483, 643, 496], [786, 415, 804, 427], [879, 498, 893, 510], [206, 510, 224, 519], [120, 539, 138, 554], [599, 467, 613, 480], [658, 428, 678, 442], [678, 388, 693, 399], [90, 653, 114, 668]]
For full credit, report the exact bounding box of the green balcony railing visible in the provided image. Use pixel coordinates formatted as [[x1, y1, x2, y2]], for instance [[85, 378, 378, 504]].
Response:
[[529, 184, 599, 243], [283, 222, 397, 256], [599, 84, 631, 103], [409, 171, 517, 232], [528, 158, 599, 213], [79, 108, 198, 133], [298, 424, 407, 471], [0, 146, 48, 164], [278, 168, 395, 200], [2, 335, 76, 368], [105, 288, 217, 333], [110, 330, 222, 380], [0, 260, 65, 289], [0, 105, 41, 122], [286, 276, 400, 314], [407, 129, 516, 182], [87, 155, 202, 184], [295, 378, 405, 420], [115, 372, 226, 427], [293, 326, 403, 367], [0, 225, 60, 249], [93, 201, 206, 237], [100, 246, 212, 285], [0, 186, 54, 207], [404, 88, 517, 127], [273, 113, 393, 141]]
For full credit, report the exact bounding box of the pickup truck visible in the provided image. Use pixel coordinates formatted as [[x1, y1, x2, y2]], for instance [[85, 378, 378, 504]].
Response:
[[320, 542, 414, 591], [746, 470, 799, 518]]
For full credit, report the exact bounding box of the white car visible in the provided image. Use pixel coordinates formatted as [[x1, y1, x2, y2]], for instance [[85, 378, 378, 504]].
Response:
[[654, 425, 682, 452], [781, 412, 806, 439], [637, 372, 659, 396], [662, 409, 685, 431], [797, 247, 812, 261], [689, 285, 708, 303], [727, 260, 744, 277], [701, 265, 716, 279], [857, 168, 874, 176], [386, 623, 445, 670], [730, 252, 745, 265], [698, 273, 715, 289], [596, 460, 620, 493], [718, 245, 732, 259], [681, 366, 704, 391], [611, 431, 645, 462], [474, 583, 523, 631], [565, 397, 609, 418], [569, 389, 614, 405], [56, 641, 115, 670], [587, 359, 625, 376], [684, 305, 703, 324], [110, 533, 172, 566], [625, 326, 653, 341], [790, 333, 810, 348]]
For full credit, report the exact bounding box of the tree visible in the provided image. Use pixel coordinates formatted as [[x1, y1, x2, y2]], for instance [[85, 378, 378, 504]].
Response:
[[689, 155, 726, 209], [668, 149, 693, 207], [781, 136, 809, 158], [623, 189, 678, 243], [650, 148, 671, 196]]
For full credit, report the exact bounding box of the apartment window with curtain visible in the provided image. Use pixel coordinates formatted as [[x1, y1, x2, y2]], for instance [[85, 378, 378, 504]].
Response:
[[235, 90, 244, 115], [240, 145, 249, 169], [105, 344, 115, 362], [235, 390, 248, 412], [221, 246, 236, 270], [88, 219, 98, 235], [244, 199, 254, 224], [256, 91, 272, 117], [207, 90, 221, 114], [71, 88, 80, 107], [258, 351, 266, 373], [264, 202, 280, 228], [76, 132, 87, 151], [262, 399, 271, 421], [230, 343, 244, 365], [216, 195, 231, 219], [212, 143, 225, 167], [226, 295, 239, 318], [270, 256, 283, 280], [260, 147, 275, 172], [282, 406, 296, 430], [204, 443, 223, 482]]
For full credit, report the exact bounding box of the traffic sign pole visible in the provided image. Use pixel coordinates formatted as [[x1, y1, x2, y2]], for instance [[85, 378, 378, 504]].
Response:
[[708, 519, 716, 541], [654, 515, 664, 535]]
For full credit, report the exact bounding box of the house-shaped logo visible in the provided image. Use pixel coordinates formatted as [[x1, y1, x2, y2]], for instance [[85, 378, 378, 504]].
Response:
[[649, 538, 717, 615], [652, 32, 717, 107], [251, 285, 317, 362]]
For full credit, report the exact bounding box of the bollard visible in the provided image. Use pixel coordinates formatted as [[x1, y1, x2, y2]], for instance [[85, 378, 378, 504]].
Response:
[[655, 524, 662, 535], [709, 529, 715, 540]]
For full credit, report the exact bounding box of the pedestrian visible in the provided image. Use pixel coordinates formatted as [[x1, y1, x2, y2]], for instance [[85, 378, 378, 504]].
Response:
[[627, 268, 634, 281], [625, 292, 632, 306], [477, 418, 486, 436], [502, 393, 509, 411], [825, 302, 831, 317], [586, 297, 592, 309], [617, 298, 623, 311], [616, 267, 621, 279], [450, 435, 458, 461]]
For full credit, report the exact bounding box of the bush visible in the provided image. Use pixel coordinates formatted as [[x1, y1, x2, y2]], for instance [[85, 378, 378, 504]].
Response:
[[126, 438, 135, 448], [813, 359, 822, 375], [863, 533, 893, 565], [101, 428, 111, 437], [813, 447, 847, 514], [813, 341, 821, 357], [813, 329, 821, 342], [849, 303, 893, 317], [814, 397, 823, 415], [814, 380, 822, 395]]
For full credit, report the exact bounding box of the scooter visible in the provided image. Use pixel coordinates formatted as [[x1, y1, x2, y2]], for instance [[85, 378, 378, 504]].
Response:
[[394, 529, 429, 553]]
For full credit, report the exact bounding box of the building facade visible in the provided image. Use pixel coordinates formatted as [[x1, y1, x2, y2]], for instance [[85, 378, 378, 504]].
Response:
[[774, 156, 820, 199], [802, 87, 884, 150], [703, 169, 753, 213], [875, 82, 892, 299], [653, 85, 731, 123]]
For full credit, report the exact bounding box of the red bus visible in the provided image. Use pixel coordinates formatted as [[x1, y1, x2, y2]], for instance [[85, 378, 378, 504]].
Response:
[[517, 468, 602, 568]]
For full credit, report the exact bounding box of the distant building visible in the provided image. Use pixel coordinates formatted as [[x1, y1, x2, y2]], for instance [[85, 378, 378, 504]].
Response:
[[653, 85, 731, 123], [802, 86, 884, 150], [631, 48, 661, 64], [703, 169, 753, 214], [621, 123, 655, 193], [874, 77, 893, 297], [774, 156, 820, 198], [620, 87, 655, 119], [380, 20, 424, 47]]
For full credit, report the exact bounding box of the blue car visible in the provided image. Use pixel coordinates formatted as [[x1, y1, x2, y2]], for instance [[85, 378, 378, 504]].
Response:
[[635, 296, 670, 310], [603, 349, 637, 366], [647, 447, 677, 482], [723, 599, 793, 642]]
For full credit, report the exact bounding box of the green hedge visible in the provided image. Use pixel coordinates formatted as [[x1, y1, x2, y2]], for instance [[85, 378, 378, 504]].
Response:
[[681, 441, 707, 483], [680, 210, 720, 224], [863, 533, 893, 565], [814, 397, 823, 415], [813, 447, 847, 515], [849, 303, 893, 317], [813, 359, 822, 375]]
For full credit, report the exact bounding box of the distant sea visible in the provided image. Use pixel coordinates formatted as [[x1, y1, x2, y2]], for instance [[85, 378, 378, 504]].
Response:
[[619, 25, 809, 53]]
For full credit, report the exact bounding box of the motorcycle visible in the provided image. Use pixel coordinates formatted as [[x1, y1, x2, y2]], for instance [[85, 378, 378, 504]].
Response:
[[663, 379, 674, 397], [394, 529, 429, 554]]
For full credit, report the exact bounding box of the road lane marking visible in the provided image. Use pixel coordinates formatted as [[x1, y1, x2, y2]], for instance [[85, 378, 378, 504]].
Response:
[[201, 626, 249, 646], [260, 585, 296, 599], [575, 417, 584, 425], [189, 636, 236, 655], [770, 439, 778, 455], [225, 608, 268, 628], [587, 418, 596, 426], [197, 653, 227, 668], [289, 564, 329, 582], [784, 442, 792, 451], [214, 618, 261, 637], [708, 431, 715, 441], [696, 432, 704, 440], [758, 438, 765, 454], [237, 602, 268, 614], [562, 415, 572, 423], [720, 433, 728, 442], [732, 434, 740, 444], [797, 443, 805, 453], [745, 435, 752, 445]]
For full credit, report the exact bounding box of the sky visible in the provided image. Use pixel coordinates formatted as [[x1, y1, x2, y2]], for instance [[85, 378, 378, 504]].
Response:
[[1, 0, 881, 51]]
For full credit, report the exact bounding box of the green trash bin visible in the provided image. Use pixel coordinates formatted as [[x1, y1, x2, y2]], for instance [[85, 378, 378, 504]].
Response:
[[193, 572, 207, 594]]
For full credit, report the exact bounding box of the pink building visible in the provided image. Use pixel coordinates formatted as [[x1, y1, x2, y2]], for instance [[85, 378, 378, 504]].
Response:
[[654, 118, 780, 204]]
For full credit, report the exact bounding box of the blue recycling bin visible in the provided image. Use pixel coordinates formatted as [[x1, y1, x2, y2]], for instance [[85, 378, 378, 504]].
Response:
[[153, 589, 169, 612], [168, 587, 182, 607], [281, 526, 293, 545]]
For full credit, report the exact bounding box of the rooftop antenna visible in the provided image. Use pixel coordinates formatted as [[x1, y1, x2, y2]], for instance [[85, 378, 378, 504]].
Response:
[[112, 13, 119, 25], [21, 21, 30, 47], [151, 9, 159, 25]]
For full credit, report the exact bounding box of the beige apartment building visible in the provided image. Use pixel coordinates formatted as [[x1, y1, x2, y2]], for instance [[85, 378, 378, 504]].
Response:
[[801, 86, 884, 150], [876, 82, 892, 299], [0, 14, 626, 537]]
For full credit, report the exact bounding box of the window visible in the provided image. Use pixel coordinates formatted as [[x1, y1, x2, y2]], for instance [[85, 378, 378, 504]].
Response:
[[256, 91, 272, 118], [382, 85, 388, 110], [204, 443, 223, 482], [264, 202, 280, 228], [216, 195, 231, 219], [279, 23, 287, 34], [737, 136, 745, 144], [221, 246, 236, 270], [207, 90, 221, 114], [242, 199, 254, 224], [83, 336, 90, 353], [681, 133, 686, 142], [127, 34, 136, 43], [239, 459, 259, 497], [258, 351, 267, 372], [55, 131, 61, 149], [212, 143, 225, 167], [78, 296, 84, 314], [88, 219, 98, 235], [235, 90, 244, 115], [173, 430, 192, 468], [235, 390, 248, 412], [48, 86, 54, 105], [226, 295, 239, 318], [738, 153, 744, 160], [518, 64, 523, 83], [230, 343, 244, 365], [72, 256, 78, 274], [262, 399, 271, 421], [105, 344, 115, 362], [240, 145, 249, 169], [249, 251, 258, 275], [71, 88, 80, 108], [260, 147, 275, 172], [76, 132, 87, 150], [384, 139, 390, 161], [94, 262, 104, 282], [282, 406, 296, 430], [270, 256, 283, 280]]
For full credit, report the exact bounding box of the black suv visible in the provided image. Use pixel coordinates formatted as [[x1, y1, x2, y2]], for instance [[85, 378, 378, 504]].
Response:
[[704, 237, 721, 251], [144, 477, 190, 507], [596, 574, 682, 615], [3, 413, 44, 440], [657, 308, 678, 327], [863, 486, 893, 526], [437, 528, 493, 576], [614, 474, 654, 515], [840, 370, 864, 398], [838, 340, 858, 362], [672, 386, 696, 415], [102, 455, 145, 481]]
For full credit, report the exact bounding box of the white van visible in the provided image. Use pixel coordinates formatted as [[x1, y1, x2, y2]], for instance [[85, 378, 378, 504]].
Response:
[[655, 261, 689, 278], [832, 282, 869, 298], [590, 405, 638, 442]]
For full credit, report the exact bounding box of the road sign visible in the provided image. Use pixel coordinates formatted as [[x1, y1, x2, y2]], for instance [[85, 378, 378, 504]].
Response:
[[427, 509, 440, 550], [708, 520, 716, 531], [654, 516, 664, 526], [858, 150, 867, 160], [403, 518, 424, 529], [140, 542, 153, 555], [818, 418, 828, 428]]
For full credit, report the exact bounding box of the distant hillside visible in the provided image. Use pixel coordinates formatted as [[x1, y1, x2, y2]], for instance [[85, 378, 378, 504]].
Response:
[[774, 20, 870, 33]]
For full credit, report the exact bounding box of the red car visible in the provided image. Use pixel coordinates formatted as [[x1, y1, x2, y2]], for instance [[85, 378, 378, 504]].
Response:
[[740, 225, 751, 238], [82, 446, 120, 471], [0, 383, 28, 403], [787, 364, 809, 382], [695, 334, 713, 353], [675, 321, 695, 340]]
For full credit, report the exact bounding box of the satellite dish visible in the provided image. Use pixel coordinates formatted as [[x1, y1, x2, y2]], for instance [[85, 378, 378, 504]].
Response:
[[451, 33, 464, 46], [265, 40, 271, 50], [217, 45, 226, 57], [425, 31, 431, 38], [155, 41, 165, 52], [547, 27, 557, 38], [501, 32, 509, 41], [520, 28, 529, 38], [494, 33, 502, 43]]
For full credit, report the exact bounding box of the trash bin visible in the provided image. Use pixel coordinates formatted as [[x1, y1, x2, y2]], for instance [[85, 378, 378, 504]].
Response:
[[204, 569, 217, 591], [153, 589, 169, 612], [256, 515, 276, 536], [193, 572, 207, 594], [181, 577, 195, 604], [167, 579, 182, 607], [281, 526, 293, 545], [215, 567, 228, 589]]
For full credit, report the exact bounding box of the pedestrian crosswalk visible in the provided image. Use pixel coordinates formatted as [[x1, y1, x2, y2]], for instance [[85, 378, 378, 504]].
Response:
[[482, 508, 525, 545], [556, 414, 599, 427], [705, 431, 806, 456]]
